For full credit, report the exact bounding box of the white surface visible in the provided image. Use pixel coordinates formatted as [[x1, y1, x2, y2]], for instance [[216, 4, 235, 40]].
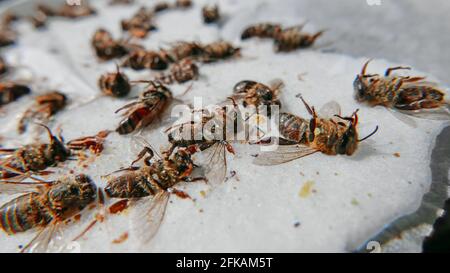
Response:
[[0, 0, 448, 252]]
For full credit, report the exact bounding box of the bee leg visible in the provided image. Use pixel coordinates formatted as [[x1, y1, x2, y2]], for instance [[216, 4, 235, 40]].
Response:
[[385, 66, 411, 76], [130, 147, 154, 167], [183, 176, 208, 184], [0, 148, 17, 154], [168, 188, 191, 199]]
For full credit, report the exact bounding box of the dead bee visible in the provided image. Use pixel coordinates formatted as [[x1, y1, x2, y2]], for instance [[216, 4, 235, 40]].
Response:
[[156, 58, 199, 84], [175, 0, 192, 9], [166, 41, 204, 62], [91, 28, 135, 61], [202, 5, 220, 24], [98, 65, 131, 97], [0, 56, 7, 76], [18, 91, 67, 134], [232, 79, 283, 116], [254, 96, 378, 165], [201, 41, 241, 63], [0, 82, 31, 107], [109, 0, 134, 5], [0, 27, 16, 47], [354, 60, 450, 119], [153, 2, 171, 12], [241, 23, 282, 40], [274, 26, 324, 52], [0, 125, 108, 179], [121, 7, 157, 39], [115, 81, 173, 135], [0, 174, 97, 253], [104, 145, 206, 244], [57, 3, 97, 18], [122, 49, 170, 70]]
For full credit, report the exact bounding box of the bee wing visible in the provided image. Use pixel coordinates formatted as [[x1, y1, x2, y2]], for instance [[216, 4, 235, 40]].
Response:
[[21, 221, 74, 253], [130, 190, 170, 245], [387, 108, 418, 128], [0, 181, 47, 194], [198, 142, 228, 185], [253, 145, 318, 166], [318, 101, 341, 119]]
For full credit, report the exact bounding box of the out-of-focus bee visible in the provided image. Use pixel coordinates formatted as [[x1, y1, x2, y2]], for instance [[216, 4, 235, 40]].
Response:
[[202, 5, 220, 24], [274, 26, 324, 52], [57, 3, 97, 19], [153, 2, 171, 12], [0, 56, 7, 76], [354, 60, 450, 120], [121, 7, 157, 39], [175, 0, 192, 9], [109, 0, 134, 5], [241, 23, 282, 40], [200, 41, 241, 63], [254, 95, 378, 165], [232, 79, 283, 118], [115, 81, 173, 135], [91, 28, 138, 61], [0, 174, 97, 253], [0, 82, 31, 107], [166, 41, 204, 62], [0, 27, 16, 47], [0, 125, 109, 179], [104, 144, 206, 244], [122, 49, 170, 70], [156, 58, 199, 84], [18, 91, 67, 134], [98, 65, 131, 97]]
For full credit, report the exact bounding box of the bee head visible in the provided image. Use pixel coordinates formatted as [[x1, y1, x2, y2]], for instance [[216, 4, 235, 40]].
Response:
[[36, 123, 71, 159], [353, 59, 372, 102], [335, 110, 359, 156]]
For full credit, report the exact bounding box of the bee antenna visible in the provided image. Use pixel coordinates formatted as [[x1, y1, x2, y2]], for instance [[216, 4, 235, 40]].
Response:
[[361, 59, 372, 76], [296, 93, 314, 116], [358, 125, 379, 142], [34, 122, 54, 141]]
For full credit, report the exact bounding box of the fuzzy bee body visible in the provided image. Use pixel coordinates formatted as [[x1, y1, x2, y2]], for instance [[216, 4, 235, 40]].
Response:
[[0, 175, 96, 235], [241, 23, 282, 40], [98, 66, 131, 97], [122, 49, 169, 71], [167, 42, 204, 62], [201, 41, 240, 63], [274, 28, 323, 52], [18, 91, 67, 134], [0, 82, 31, 106], [202, 5, 220, 24], [116, 82, 172, 135]]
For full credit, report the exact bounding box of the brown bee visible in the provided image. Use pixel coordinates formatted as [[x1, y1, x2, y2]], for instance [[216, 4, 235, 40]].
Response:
[[232, 79, 283, 117], [153, 2, 171, 13], [175, 0, 192, 9], [115, 81, 173, 135], [254, 96, 378, 165], [1, 125, 109, 179], [0, 56, 7, 76], [202, 5, 220, 24], [201, 41, 241, 63], [98, 65, 131, 97], [274, 26, 324, 52], [121, 7, 157, 39], [91, 28, 135, 61], [166, 41, 204, 62], [122, 49, 170, 70], [241, 23, 283, 40], [0, 82, 31, 107], [354, 60, 450, 119], [17, 91, 67, 134], [104, 145, 206, 244], [156, 58, 199, 84], [165, 105, 237, 183], [57, 3, 97, 19], [0, 174, 97, 253]]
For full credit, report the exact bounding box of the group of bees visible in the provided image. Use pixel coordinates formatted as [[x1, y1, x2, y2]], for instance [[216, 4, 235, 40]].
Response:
[[0, 1, 449, 252]]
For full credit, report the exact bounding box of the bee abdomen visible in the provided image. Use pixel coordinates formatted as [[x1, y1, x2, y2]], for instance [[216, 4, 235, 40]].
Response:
[[395, 86, 446, 110], [0, 193, 48, 235], [116, 107, 150, 135], [105, 174, 154, 198]]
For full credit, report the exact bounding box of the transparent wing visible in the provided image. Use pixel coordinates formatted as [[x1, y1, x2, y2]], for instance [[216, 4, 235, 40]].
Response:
[[198, 142, 228, 185], [0, 181, 48, 195], [387, 108, 417, 128], [130, 190, 170, 245], [21, 221, 70, 253], [318, 101, 341, 119], [395, 106, 450, 121], [253, 145, 318, 166], [269, 78, 284, 91]]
